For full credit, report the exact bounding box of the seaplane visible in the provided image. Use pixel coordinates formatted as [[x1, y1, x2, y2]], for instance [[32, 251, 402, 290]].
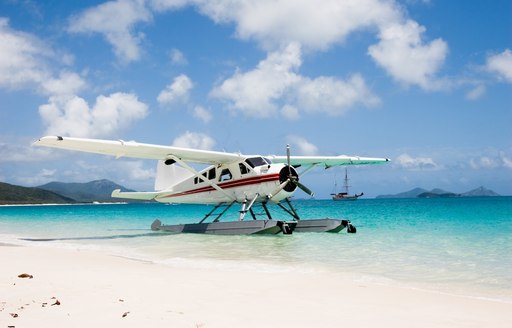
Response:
[[33, 136, 390, 235]]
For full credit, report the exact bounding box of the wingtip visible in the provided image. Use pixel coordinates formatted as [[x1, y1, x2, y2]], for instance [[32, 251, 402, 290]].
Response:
[[33, 135, 63, 147]]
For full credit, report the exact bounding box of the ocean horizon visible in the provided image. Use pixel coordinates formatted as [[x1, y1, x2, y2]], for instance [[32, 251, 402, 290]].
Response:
[[1, 197, 511, 303]]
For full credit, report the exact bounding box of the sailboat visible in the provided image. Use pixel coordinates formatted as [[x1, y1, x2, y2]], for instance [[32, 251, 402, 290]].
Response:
[[331, 168, 363, 201]]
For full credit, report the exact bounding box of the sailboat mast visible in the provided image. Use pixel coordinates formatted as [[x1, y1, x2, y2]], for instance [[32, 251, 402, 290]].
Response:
[[343, 168, 350, 194]]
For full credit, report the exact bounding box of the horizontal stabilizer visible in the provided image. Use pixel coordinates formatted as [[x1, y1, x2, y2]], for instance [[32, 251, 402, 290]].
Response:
[[111, 189, 160, 201]]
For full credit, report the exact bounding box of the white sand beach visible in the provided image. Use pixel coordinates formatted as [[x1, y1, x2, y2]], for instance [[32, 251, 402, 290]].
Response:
[[1, 245, 510, 328]]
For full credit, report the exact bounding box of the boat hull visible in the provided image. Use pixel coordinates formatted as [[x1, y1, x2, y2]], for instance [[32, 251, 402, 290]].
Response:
[[332, 193, 363, 201]]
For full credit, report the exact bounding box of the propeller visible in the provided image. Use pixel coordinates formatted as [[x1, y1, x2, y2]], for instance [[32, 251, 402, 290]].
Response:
[[285, 144, 315, 197]]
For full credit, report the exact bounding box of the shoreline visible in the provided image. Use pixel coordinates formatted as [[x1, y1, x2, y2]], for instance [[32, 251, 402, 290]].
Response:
[[1, 245, 510, 327], [0, 202, 130, 207]]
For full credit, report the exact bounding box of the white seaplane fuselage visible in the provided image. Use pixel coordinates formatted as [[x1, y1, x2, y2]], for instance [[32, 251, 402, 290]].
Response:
[[151, 156, 296, 204]]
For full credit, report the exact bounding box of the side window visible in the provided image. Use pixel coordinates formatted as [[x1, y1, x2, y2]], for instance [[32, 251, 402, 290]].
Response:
[[219, 169, 232, 182], [195, 171, 208, 184], [208, 168, 216, 180], [239, 163, 249, 175]]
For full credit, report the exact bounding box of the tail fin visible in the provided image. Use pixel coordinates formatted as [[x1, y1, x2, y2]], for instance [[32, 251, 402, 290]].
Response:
[[154, 160, 194, 191]]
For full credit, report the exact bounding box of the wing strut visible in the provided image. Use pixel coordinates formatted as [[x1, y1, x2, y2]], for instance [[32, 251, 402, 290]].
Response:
[[297, 163, 319, 177], [199, 202, 236, 224], [239, 193, 260, 221]]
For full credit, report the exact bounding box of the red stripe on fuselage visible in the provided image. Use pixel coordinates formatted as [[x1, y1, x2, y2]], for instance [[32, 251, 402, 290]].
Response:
[[160, 173, 281, 199]]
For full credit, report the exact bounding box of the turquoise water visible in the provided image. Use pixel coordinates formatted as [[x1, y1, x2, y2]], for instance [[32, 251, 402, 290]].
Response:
[[1, 197, 511, 302]]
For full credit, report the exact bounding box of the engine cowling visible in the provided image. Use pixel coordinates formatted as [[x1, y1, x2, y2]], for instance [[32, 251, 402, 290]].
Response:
[[279, 165, 299, 192]]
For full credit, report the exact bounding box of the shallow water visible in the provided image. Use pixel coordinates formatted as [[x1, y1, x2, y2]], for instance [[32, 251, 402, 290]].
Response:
[[1, 197, 511, 302]]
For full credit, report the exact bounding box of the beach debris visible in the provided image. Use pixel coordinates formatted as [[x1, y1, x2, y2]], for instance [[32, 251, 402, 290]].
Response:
[[17, 273, 33, 279], [10, 313, 19, 318], [51, 299, 61, 306], [119, 299, 124, 302], [8, 325, 15, 328], [42, 302, 48, 307], [122, 311, 130, 318]]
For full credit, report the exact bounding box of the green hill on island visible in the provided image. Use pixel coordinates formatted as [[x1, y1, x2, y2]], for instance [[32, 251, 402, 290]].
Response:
[[0, 179, 138, 205], [377, 186, 500, 199], [0, 182, 76, 205]]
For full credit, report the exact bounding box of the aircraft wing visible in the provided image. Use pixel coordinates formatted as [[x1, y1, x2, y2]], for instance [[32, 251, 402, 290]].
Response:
[[33, 136, 243, 165], [267, 155, 390, 167]]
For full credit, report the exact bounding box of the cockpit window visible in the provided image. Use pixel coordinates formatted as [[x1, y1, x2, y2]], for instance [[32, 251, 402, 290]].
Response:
[[245, 157, 269, 168], [239, 163, 249, 175]]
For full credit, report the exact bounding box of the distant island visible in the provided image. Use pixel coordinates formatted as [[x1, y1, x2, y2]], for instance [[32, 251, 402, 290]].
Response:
[[0, 182, 76, 205], [376, 186, 500, 199], [0, 179, 137, 205]]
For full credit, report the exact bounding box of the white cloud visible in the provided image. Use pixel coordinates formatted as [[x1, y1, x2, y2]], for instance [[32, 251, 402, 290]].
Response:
[[0, 18, 149, 141], [368, 20, 448, 90], [501, 152, 512, 169], [469, 156, 498, 170], [281, 104, 300, 120], [211, 42, 302, 117], [157, 74, 193, 106], [212, 43, 379, 118], [296, 74, 380, 115], [192, 105, 212, 123], [465, 84, 486, 101], [0, 17, 50, 89], [40, 168, 57, 178], [172, 131, 215, 150], [70, 0, 447, 91], [40, 71, 87, 97], [0, 19, 84, 97], [0, 139, 52, 162], [486, 49, 512, 83], [39, 92, 148, 138], [68, 0, 152, 63], [149, 0, 446, 90], [120, 161, 155, 180], [186, 0, 398, 51], [395, 153, 441, 170], [287, 135, 318, 155], [149, 0, 188, 12], [457, 150, 512, 171], [170, 48, 188, 65]]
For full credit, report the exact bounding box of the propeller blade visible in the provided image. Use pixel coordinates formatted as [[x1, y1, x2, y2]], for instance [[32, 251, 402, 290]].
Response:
[[268, 179, 291, 200], [296, 180, 315, 197], [285, 143, 314, 197], [286, 144, 291, 176]]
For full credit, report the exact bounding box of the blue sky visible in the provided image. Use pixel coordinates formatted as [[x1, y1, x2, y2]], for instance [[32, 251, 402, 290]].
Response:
[[0, 0, 511, 198]]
